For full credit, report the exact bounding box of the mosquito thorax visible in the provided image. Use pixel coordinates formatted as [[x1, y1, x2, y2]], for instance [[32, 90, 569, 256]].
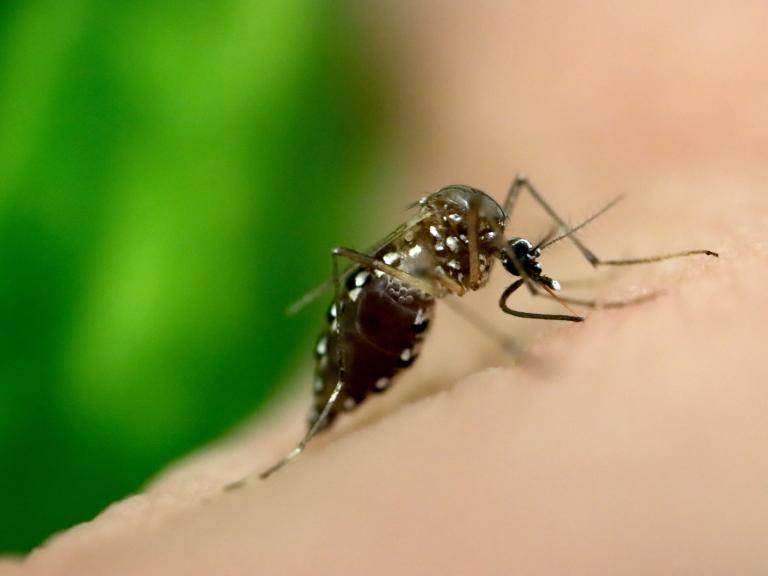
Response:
[[418, 185, 507, 292], [422, 185, 507, 224]]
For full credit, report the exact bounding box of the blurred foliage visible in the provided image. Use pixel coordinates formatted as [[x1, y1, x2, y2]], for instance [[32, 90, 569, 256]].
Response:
[[0, 1, 388, 552]]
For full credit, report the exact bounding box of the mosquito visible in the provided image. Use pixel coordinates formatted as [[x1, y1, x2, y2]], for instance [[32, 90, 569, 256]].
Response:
[[259, 176, 718, 479]]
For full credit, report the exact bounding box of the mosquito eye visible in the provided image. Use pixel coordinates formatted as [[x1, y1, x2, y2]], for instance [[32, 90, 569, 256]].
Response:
[[510, 238, 533, 260]]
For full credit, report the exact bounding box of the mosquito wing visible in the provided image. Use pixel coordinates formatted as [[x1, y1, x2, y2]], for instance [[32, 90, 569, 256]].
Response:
[[285, 209, 429, 316]]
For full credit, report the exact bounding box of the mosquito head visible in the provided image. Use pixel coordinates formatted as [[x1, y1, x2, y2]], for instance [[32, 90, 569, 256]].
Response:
[[500, 237, 560, 291]]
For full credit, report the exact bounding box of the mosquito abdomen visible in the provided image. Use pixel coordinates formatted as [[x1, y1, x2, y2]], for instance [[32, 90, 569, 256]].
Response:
[[309, 268, 434, 430]]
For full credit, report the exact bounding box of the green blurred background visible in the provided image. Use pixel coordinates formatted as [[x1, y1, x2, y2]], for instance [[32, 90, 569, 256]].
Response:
[[0, 1, 390, 553]]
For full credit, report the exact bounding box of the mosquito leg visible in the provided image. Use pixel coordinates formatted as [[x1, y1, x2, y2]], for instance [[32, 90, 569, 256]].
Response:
[[467, 194, 482, 288], [260, 247, 354, 479], [507, 174, 611, 264], [509, 175, 719, 266], [584, 250, 719, 266], [499, 279, 584, 322], [530, 287, 663, 309], [259, 374, 347, 479], [502, 176, 525, 218]]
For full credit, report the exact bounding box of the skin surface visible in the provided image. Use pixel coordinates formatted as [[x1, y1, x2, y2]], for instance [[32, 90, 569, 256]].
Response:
[[5, 1, 768, 574]]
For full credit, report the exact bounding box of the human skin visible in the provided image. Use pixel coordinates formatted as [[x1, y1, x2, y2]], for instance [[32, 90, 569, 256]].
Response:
[[6, 2, 768, 575]]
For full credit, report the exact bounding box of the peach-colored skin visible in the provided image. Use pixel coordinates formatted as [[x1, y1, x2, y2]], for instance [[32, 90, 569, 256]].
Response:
[[5, 2, 768, 574]]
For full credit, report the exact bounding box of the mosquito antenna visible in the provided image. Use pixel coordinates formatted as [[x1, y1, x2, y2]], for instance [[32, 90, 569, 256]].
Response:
[[532, 224, 560, 252], [538, 194, 625, 251]]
